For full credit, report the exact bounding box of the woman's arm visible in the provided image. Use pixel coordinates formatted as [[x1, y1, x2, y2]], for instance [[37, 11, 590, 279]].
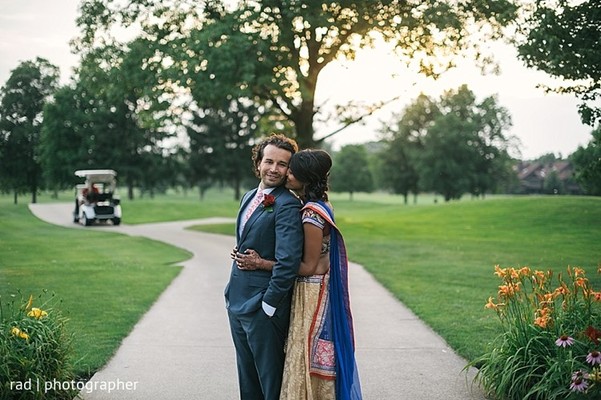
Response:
[[234, 221, 328, 275], [232, 248, 275, 271], [297, 223, 325, 276]]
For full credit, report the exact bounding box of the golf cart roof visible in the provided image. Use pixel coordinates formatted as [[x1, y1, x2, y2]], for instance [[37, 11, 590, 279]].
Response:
[[75, 169, 117, 177], [75, 169, 117, 183]]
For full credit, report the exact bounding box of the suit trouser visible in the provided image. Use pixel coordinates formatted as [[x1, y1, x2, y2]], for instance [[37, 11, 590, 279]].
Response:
[[228, 306, 290, 400]]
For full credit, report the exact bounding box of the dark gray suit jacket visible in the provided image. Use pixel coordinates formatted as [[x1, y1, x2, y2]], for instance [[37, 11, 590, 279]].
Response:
[[225, 185, 303, 315]]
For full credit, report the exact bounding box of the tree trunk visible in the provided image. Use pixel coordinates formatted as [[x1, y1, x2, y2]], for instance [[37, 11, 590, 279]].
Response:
[[294, 74, 317, 149], [13, 191, 18, 205], [128, 184, 135, 200], [31, 179, 37, 204]]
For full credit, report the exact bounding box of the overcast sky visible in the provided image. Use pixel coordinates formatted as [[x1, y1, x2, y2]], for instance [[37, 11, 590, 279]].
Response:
[[0, 1, 593, 160]]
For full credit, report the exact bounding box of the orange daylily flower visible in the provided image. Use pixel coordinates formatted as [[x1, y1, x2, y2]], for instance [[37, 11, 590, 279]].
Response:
[[553, 285, 569, 298], [534, 315, 550, 329], [498, 282, 521, 298], [485, 297, 498, 310], [494, 265, 507, 278], [591, 291, 601, 302], [573, 267, 586, 277]]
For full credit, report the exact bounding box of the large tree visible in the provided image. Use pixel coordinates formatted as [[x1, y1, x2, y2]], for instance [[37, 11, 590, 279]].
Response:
[[330, 144, 373, 200], [39, 85, 91, 193], [185, 99, 261, 200], [40, 42, 175, 199], [381, 86, 514, 201], [422, 86, 514, 201], [74, 0, 518, 148], [378, 93, 439, 203], [516, 0, 601, 126], [571, 127, 601, 196], [0, 58, 59, 204]]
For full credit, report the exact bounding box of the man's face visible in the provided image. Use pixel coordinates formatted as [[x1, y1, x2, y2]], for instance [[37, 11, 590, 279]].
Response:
[[258, 144, 292, 188]]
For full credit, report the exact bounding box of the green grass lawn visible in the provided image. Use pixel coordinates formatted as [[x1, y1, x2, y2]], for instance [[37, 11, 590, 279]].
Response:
[[0, 200, 190, 378], [333, 195, 601, 360], [2, 189, 600, 378], [187, 193, 601, 361]]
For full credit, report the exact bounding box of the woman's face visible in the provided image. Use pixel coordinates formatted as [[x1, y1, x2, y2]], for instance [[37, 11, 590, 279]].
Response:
[[285, 170, 304, 192]]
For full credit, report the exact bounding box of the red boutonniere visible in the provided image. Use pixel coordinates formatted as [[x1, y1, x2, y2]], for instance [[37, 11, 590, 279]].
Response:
[[262, 194, 275, 212]]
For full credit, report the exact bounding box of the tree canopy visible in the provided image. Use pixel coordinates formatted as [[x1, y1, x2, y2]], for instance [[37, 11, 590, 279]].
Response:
[[516, 0, 601, 126], [330, 144, 373, 200], [571, 126, 601, 195], [0, 58, 60, 203], [380, 85, 515, 201], [74, 0, 518, 148]]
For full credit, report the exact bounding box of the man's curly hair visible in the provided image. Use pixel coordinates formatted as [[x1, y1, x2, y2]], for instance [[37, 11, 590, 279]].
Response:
[[251, 134, 299, 178]]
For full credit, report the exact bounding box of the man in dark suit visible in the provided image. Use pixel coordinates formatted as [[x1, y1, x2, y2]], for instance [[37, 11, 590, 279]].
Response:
[[225, 134, 303, 400]]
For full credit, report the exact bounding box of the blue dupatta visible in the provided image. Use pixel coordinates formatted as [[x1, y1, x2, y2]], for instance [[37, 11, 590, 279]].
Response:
[[303, 201, 363, 400]]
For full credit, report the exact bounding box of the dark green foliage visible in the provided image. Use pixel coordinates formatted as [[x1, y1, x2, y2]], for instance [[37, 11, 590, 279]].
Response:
[[0, 58, 60, 204], [0, 292, 76, 400], [379, 86, 514, 201], [517, 0, 601, 126], [330, 144, 373, 200], [74, 0, 518, 148], [571, 127, 601, 196]]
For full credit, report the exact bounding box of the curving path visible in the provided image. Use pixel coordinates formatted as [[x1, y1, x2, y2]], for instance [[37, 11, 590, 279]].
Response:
[[29, 203, 487, 400]]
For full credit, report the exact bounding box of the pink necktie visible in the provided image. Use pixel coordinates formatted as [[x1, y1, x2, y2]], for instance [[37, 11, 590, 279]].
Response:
[[244, 190, 264, 223]]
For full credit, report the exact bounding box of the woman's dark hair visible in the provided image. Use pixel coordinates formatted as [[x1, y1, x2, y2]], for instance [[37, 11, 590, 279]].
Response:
[[251, 134, 299, 178], [289, 149, 332, 202]]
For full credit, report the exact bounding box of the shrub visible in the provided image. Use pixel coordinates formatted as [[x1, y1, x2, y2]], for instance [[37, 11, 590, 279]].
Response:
[[472, 265, 601, 399], [0, 291, 76, 400]]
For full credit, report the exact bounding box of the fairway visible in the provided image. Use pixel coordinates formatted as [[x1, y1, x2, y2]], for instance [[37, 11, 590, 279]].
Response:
[[2, 191, 600, 377]]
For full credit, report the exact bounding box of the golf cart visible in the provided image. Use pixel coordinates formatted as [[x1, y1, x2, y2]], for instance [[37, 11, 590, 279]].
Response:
[[73, 169, 122, 226]]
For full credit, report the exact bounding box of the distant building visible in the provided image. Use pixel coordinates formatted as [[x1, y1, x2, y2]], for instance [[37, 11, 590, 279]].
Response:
[[513, 160, 583, 194]]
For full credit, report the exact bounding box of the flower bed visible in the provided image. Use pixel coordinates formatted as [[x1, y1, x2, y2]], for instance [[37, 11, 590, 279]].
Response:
[[473, 265, 601, 399], [0, 291, 76, 400]]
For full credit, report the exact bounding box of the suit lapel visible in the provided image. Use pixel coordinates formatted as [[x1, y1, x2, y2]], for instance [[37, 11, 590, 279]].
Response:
[[239, 186, 287, 242]]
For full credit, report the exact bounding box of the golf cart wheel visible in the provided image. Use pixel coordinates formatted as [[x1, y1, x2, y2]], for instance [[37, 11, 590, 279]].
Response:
[[73, 200, 80, 223], [112, 217, 121, 226], [82, 213, 93, 226]]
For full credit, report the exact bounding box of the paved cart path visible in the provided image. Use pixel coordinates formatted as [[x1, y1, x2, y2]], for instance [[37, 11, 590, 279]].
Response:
[[29, 203, 487, 400]]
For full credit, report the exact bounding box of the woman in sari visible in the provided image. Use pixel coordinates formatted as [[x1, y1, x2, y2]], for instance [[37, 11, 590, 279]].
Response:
[[234, 149, 362, 400]]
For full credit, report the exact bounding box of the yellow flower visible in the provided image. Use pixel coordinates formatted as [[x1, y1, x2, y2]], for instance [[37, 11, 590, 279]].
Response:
[[27, 307, 48, 319], [589, 368, 601, 383], [11, 327, 29, 340]]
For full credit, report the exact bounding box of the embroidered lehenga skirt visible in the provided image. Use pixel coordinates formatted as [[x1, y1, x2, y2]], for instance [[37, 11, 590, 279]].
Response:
[[280, 274, 335, 400]]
